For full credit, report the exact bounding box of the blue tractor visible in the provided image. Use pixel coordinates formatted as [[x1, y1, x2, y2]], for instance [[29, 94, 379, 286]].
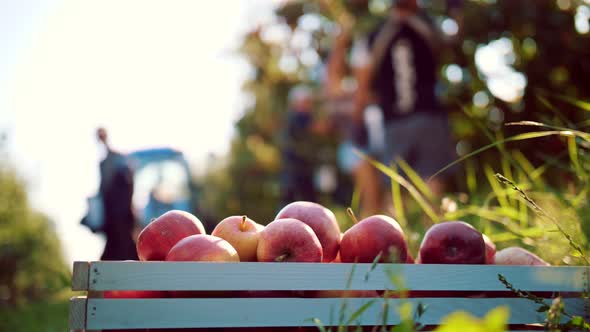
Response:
[[127, 148, 198, 229]]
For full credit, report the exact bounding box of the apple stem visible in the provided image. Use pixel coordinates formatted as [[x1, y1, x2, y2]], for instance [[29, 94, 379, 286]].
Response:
[[240, 215, 247, 231], [275, 254, 288, 262], [347, 207, 359, 224]]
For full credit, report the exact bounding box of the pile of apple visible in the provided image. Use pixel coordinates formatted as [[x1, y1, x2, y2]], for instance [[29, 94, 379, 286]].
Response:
[[105, 201, 548, 301], [135, 201, 549, 267]]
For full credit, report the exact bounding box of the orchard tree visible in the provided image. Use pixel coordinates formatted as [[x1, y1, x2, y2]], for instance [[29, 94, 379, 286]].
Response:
[[198, 0, 590, 225]]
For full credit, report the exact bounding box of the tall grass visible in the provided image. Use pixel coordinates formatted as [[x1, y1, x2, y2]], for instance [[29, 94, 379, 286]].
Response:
[[327, 94, 590, 330]]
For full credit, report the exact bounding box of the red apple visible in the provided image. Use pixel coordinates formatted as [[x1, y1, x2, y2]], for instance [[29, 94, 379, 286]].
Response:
[[212, 215, 264, 262], [340, 215, 408, 263], [275, 201, 341, 262], [136, 210, 206, 261], [418, 221, 485, 264], [494, 246, 550, 266], [482, 234, 496, 264], [164, 234, 240, 299], [165, 234, 239, 262], [104, 290, 167, 299], [256, 218, 323, 262]]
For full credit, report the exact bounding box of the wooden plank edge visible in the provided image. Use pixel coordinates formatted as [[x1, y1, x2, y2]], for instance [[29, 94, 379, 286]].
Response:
[[72, 261, 90, 291], [87, 261, 588, 292], [69, 296, 87, 330]]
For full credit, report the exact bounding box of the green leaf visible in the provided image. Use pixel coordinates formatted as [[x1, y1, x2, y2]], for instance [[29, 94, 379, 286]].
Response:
[[568, 315, 588, 328], [434, 311, 483, 332], [483, 306, 510, 332], [398, 302, 413, 322]]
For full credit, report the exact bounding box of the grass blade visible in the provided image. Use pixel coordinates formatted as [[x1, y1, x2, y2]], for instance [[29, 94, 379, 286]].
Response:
[[512, 150, 546, 188], [516, 170, 529, 228], [460, 104, 527, 176], [390, 165, 407, 226], [495, 174, 590, 265], [536, 94, 576, 127], [466, 159, 477, 195], [505, 121, 590, 142], [351, 184, 361, 216], [396, 158, 433, 201], [307, 318, 327, 332], [484, 164, 510, 209], [567, 136, 587, 181], [496, 132, 517, 208], [345, 299, 378, 326], [354, 149, 439, 223], [429, 131, 569, 181], [365, 252, 382, 281], [536, 89, 590, 113]]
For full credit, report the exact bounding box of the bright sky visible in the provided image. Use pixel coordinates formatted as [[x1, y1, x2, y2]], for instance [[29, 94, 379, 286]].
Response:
[[0, 0, 278, 266]]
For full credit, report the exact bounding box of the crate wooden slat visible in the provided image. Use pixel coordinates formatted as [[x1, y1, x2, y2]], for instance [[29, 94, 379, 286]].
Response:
[[72, 261, 90, 291], [70, 261, 590, 330], [69, 296, 87, 330], [83, 297, 585, 330], [83, 261, 589, 292]]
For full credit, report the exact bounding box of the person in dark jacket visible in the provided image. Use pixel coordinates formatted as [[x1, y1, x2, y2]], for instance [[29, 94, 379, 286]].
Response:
[[280, 86, 318, 206], [96, 127, 138, 261]]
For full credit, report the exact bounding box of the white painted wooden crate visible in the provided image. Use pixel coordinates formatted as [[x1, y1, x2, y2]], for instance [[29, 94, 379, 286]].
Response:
[[69, 261, 589, 331]]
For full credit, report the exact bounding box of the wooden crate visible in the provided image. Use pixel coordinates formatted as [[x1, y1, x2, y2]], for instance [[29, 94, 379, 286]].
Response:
[[69, 261, 589, 331]]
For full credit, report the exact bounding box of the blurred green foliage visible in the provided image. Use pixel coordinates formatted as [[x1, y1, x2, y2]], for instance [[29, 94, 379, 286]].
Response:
[[195, 0, 590, 266], [0, 292, 71, 332], [433, 306, 509, 332], [0, 166, 70, 307]]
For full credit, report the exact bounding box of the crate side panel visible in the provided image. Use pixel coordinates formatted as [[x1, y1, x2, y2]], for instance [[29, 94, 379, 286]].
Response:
[[88, 262, 588, 292], [85, 297, 585, 329]]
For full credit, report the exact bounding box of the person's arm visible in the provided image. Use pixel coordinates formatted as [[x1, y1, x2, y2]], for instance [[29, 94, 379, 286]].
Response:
[[404, 13, 443, 52], [350, 37, 373, 124], [319, 0, 354, 97], [325, 26, 353, 98], [403, 6, 463, 52], [353, 62, 372, 124]]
